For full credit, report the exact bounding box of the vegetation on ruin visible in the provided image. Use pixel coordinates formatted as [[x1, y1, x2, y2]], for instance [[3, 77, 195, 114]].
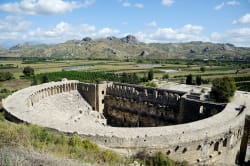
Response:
[[0, 113, 123, 165], [134, 151, 189, 166], [144, 81, 158, 87], [210, 77, 237, 102], [0, 113, 190, 165]]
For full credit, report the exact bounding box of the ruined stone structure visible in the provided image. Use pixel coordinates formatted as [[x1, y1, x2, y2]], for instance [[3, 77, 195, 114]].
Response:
[[2, 80, 250, 165]]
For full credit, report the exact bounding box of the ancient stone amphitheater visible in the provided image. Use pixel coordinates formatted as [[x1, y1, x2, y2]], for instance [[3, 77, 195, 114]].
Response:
[[2, 80, 250, 165]]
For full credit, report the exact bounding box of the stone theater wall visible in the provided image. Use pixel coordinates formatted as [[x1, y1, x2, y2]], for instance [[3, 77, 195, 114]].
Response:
[[2, 80, 249, 165], [104, 83, 225, 127]]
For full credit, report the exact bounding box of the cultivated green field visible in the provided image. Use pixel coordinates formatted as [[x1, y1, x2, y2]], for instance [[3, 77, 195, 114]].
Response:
[[0, 58, 250, 89]]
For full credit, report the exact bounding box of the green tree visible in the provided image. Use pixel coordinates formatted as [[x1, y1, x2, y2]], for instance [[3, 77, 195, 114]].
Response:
[[162, 74, 169, 80], [200, 66, 206, 72], [210, 77, 236, 102], [186, 74, 193, 85], [23, 66, 34, 77], [41, 75, 49, 83], [148, 70, 154, 81], [31, 76, 38, 85], [196, 75, 202, 85]]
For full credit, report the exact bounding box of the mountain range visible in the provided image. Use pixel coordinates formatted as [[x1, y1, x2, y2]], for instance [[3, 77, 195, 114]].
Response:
[[1, 35, 250, 60]]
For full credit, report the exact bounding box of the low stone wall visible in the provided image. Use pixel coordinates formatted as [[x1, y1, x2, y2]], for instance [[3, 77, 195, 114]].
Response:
[[2, 80, 249, 165]]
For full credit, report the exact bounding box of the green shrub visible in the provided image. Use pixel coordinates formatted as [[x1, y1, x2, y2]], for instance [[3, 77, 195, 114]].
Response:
[[148, 70, 154, 81], [210, 77, 236, 102], [0, 112, 4, 121], [144, 82, 158, 87], [152, 152, 173, 166], [162, 74, 169, 80], [0, 72, 13, 81], [200, 66, 206, 72], [23, 66, 34, 77]]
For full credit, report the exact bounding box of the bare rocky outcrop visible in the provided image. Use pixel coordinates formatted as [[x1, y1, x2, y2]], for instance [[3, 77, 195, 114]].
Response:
[[82, 37, 92, 42], [120, 35, 138, 44]]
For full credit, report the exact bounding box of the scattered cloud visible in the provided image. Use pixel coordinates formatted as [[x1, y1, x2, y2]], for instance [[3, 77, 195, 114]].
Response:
[[0, 18, 98, 45], [162, 0, 174, 6], [121, 1, 144, 8], [147, 21, 157, 27], [226, 1, 240, 6], [214, 1, 240, 10], [214, 2, 225, 10], [134, 3, 144, 8], [211, 28, 250, 46], [122, 2, 131, 7], [0, 0, 94, 15], [0, 16, 32, 45], [28, 21, 96, 42], [122, 21, 128, 25], [233, 13, 250, 24], [135, 24, 206, 43], [80, 24, 96, 32], [98, 27, 120, 37], [0, 16, 31, 32], [1, 13, 250, 47]]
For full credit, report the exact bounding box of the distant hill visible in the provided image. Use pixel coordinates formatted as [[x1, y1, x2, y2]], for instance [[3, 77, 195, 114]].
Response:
[[0, 35, 250, 60]]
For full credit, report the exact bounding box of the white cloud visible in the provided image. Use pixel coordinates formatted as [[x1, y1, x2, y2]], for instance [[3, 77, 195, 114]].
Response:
[[214, 1, 240, 10], [226, 1, 240, 6], [147, 21, 157, 27], [121, 1, 144, 8], [80, 24, 96, 32], [122, 21, 128, 25], [233, 13, 250, 24], [122, 2, 131, 7], [135, 24, 207, 43], [0, 19, 98, 45], [98, 27, 120, 37], [180, 24, 203, 34], [211, 28, 250, 46], [162, 0, 174, 6], [0, 16, 31, 32], [0, 0, 94, 15], [134, 3, 144, 8], [214, 2, 224, 10]]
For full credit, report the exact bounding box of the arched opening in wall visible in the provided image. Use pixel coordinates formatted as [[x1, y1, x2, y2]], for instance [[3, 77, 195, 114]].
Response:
[[138, 121, 142, 127], [214, 142, 219, 151], [223, 138, 227, 147], [166, 150, 171, 155], [175, 146, 179, 152], [197, 145, 202, 150]]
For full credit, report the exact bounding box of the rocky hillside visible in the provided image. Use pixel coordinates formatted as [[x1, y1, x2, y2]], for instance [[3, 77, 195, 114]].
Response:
[[1, 35, 250, 60]]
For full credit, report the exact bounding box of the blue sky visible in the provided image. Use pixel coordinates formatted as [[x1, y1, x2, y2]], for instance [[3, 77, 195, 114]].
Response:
[[0, 0, 250, 47]]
